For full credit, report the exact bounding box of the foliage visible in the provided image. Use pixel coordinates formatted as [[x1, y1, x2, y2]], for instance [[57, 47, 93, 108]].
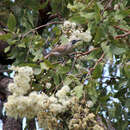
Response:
[[0, 0, 130, 129]]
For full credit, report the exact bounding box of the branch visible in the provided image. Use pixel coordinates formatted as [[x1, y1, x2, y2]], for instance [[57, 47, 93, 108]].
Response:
[[89, 53, 105, 75], [113, 25, 129, 32], [70, 48, 99, 73], [76, 48, 99, 58], [115, 31, 130, 39], [22, 21, 63, 37]]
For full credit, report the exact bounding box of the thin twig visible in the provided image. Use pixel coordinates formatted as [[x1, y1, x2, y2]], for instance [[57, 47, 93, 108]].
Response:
[[76, 48, 99, 58], [113, 25, 129, 32], [69, 48, 99, 73], [88, 53, 105, 75], [22, 21, 63, 37]]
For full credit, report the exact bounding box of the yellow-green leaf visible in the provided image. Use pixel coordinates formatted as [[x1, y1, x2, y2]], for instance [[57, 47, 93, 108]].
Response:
[[7, 13, 16, 32]]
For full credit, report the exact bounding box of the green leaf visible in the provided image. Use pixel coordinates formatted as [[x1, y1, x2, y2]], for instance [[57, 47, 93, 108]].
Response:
[[124, 62, 130, 79], [53, 73, 60, 85], [74, 85, 83, 99], [108, 107, 116, 118], [94, 2, 101, 23], [63, 77, 73, 86], [7, 13, 16, 32], [87, 81, 98, 103], [0, 33, 12, 41], [4, 46, 10, 53], [101, 42, 113, 60], [120, 9, 130, 17], [92, 64, 103, 79], [24, 0, 40, 10], [57, 65, 70, 74], [94, 26, 105, 44], [33, 67, 42, 75], [125, 98, 130, 108], [40, 60, 54, 71], [40, 62, 49, 70], [18, 42, 26, 48], [80, 12, 96, 21], [69, 15, 86, 24], [33, 49, 43, 62], [60, 35, 69, 44], [53, 27, 61, 36], [110, 45, 126, 55], [39, 0, 49, 9]]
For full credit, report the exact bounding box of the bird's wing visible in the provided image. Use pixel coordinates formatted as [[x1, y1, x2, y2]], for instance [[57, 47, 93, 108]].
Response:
[[44, 45, 66, 59], [51, 44, 67, 53]]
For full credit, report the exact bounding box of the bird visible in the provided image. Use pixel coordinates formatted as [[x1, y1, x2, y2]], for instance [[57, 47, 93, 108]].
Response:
[[44, 39, 81, 59]]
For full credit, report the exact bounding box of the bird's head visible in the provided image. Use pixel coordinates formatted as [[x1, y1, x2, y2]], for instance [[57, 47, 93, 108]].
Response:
[[71, 39, 81, 45]]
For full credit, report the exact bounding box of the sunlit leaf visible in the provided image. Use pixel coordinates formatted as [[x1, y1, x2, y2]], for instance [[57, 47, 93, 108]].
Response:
[[74, 85, 83, 99], [4, 46, 10, 53], [40, 62, 49, 70], [7, 13, 16, 32], [110, 45, 126, 55]]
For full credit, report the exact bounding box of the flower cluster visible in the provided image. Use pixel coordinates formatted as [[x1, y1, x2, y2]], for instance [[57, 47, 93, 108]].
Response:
[[38, 85, 77, 128], [5, 66, 104, 129], [62, 20, 92, 42], [5, 73, 77, 125], [8, 66, 33, 95], [4, 92, 47, 119], [68, 100, 104, 130]]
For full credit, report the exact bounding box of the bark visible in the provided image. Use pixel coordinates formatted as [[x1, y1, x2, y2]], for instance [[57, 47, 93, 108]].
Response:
[[27, 118, 36, 130], [3, 117, 22, 130], [0, 72, 23, 130]]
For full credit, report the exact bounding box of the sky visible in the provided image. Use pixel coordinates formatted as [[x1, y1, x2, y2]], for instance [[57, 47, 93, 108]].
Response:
[[0, 120, 2, 130]]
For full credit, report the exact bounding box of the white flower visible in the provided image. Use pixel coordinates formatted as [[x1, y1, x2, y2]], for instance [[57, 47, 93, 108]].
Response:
[[18, 66, 33, 76], [61, 98, 71, 106], [64, 21, 72, 28], [114, 4, 119, 10], [4, 92, 46, 119], [86, 100, 94, 108], [78, 30, 92, 42], [71, 22, 76, 29], [56, 85, 70, 99], [62, 85, 70, 92], [49, 103, 65, 113], [46, 82, 52, 89], [49, 96, 58, 103], [8, 66, 33, 95], [69, 35, 78, 41], [73, 30, 80, 36], [9, 66, 19, 71]]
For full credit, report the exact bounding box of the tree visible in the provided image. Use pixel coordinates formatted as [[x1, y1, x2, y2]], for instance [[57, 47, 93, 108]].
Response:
[[0, 0, 129, 129]]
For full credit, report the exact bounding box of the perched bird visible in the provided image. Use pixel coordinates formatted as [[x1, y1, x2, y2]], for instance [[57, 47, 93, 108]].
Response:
[[44, 40, 81, 59]]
